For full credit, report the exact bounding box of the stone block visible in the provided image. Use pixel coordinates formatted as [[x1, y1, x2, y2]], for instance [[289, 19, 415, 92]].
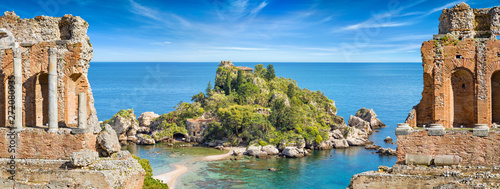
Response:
[[427, 128, 444, 136], [395, 128, 411, 135], [473, 128, 489, 137], [434, 155, 461, 166], [406, 154, 433, 165]]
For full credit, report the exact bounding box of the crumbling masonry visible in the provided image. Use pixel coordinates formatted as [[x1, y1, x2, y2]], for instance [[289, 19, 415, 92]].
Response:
[[406, 3, 500, 129]]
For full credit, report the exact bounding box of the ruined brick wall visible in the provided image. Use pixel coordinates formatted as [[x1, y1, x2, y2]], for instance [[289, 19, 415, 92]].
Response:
[[0, 128, 96, 159], [396, 130, 500, 166], [0, 11, 99, 133], [186, 119, 212, 138], [407, 3, 500, 128]]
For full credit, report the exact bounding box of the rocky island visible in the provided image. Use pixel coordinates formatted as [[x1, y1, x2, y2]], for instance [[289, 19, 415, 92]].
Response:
[[103, 60, 392, 159]]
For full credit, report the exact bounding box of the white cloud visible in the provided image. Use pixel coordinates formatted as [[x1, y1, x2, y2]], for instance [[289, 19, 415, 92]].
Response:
[[212, 46, 269, 51], [423, 1, 465, 16], [151, 41, 172, 45], [341, 22, 410, 31]]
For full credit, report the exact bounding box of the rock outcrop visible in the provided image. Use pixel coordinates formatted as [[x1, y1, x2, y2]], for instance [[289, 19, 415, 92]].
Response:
[[136, 134, 155, 145], [137, 112, 159, 134], [102, 109, 140, 144], [282, 146, 308, 158], [348, 108, 385, 134], [97, 124, 121, 157]]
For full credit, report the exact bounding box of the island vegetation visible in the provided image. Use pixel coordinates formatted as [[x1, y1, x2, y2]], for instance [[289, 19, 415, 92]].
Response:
[[148, 61, 344, 147]]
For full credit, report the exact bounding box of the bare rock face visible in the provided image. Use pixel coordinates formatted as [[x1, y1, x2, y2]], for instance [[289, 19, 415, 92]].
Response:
[[282, 147, 305, 158], [348, 115, 372, 134], [331, 139, 349, 148], [70, 149, 98, 167], [136, 134, 155, 145], [262, 145, 280, 155], [97, 124, 121, 157], [354, 108, 386, 129], [376, 148, 396, 156], [103, 109, 139, 144], [246, 145, 262, 156], [344, 127, 370, 146], [138, 112, 159, 127]]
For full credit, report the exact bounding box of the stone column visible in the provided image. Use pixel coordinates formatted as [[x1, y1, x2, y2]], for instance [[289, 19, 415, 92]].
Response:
[[395, 123, 412, 135], [12, 48, 23, 132], [428, 123, 445, 136], [78, 93, 87, 130], [47, 48, 58, 133], [473, 124, 489, 137]]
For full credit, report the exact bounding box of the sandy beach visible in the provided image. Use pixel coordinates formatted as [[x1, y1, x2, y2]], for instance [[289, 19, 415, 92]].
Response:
[[152, 147, 246, 189]]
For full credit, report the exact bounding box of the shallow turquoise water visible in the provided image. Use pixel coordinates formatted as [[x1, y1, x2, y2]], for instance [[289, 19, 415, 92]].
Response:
[[90, 62, 422, 188]]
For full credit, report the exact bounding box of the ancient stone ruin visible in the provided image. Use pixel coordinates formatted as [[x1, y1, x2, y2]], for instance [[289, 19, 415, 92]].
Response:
[[0, 12, 144, 188], [349, 4, 500, 188], [406, 3, 500, 130]]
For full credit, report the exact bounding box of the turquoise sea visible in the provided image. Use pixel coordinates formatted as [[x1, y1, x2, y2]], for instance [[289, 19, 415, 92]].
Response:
[[89, 62, 422, 188]]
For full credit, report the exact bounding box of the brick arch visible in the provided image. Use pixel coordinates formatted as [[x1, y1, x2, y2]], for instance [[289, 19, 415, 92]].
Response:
[[64, 73, 89, 127], [491, 70, 500, 123], [450, 68, 475, 127], [23, 73, 50, 127]]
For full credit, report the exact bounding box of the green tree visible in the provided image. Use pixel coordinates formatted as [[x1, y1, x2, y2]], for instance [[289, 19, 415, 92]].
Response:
[[237, 82, 259, 104], [225, 72, 231, 95], [206, 81, 212, 96], [254, 64, 267, 77], [236, 69, 244, 91], [265, 64, 275, 81], [287, 83, 295, 99], [217, 105, 253, 136], [269, 99, 293, 131], [191, 92, 206, 104]]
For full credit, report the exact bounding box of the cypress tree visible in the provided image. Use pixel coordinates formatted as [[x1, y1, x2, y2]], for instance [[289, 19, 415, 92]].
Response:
[[265, 64, 275, 81], [236, 69, 244, 92], [225, 72, 231, 95]]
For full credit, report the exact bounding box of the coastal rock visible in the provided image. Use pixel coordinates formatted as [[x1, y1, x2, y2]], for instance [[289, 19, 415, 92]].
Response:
[[384, 136, 393, 143], [70, 149, 99, 167], [282, 147, 305, 158], [262, 145, 279, 155], [97, 124, 121, 157], [331, 139, 349, 148], [346, 138, 370, 146], [138, 112, 159, 127], [354, 108, 386, 129], [246, 145, 262, 156], [330, 129, 344, 139], [137, 126, 150, 134], [136, 134, 155, 145], [232, 150, 243, 156], [256, 151, 269, 159], [364, 144, 382, 150], [215, 145, 224, 150], [348, 116, 372, 134], [104, 109, 140, 144], [377, 148, 396, 156]]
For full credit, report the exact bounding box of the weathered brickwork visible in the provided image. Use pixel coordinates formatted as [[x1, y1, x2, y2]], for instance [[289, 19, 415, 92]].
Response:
[[0, 11, 99, 132], [0, 128, 96, 159], [397, 130, 500, 166], [407, 3, 500, 128]]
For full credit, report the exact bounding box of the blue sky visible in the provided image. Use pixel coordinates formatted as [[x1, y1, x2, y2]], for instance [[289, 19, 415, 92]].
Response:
[[1, 0, 499, 62]]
